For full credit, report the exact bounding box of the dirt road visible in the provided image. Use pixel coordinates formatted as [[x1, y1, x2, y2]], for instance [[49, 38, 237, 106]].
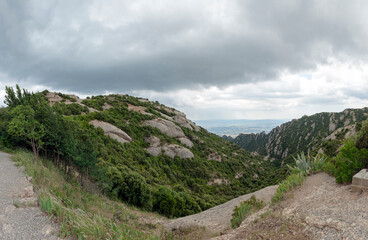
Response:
[[0, 151, 60, 240]]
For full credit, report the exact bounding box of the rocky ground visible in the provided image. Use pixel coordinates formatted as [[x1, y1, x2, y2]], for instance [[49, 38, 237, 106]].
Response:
[[214, 172, 368, 240], [0, 152, 61, 240]]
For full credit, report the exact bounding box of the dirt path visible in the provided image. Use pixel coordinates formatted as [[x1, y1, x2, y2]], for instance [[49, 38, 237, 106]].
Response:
[[215, 172, 368, 240], [0, 152, 61, 240], [283, 172, 368, 239], [164, 185, 278, 234]]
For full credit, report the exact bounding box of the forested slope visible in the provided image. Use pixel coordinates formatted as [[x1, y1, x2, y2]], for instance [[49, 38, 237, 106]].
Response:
[[0, 86, 285, 218], [228, 108, 368, 164]]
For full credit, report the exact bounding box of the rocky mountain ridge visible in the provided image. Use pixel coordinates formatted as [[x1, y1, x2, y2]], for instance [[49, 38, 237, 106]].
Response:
[[227, 108, 368, 163]]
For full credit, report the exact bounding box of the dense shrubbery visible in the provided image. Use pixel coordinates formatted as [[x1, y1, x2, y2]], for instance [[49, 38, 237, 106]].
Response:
[[334, 138, 368, 183]]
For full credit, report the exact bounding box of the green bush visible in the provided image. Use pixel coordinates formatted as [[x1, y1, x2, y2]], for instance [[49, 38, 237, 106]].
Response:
[[153, 186, 201, 218], [322, 161, 336, 176], [231, 195, 265, 228], [334, 138, 368, 183], [356, 121, 368, 150], [103, 166, 152, 210]]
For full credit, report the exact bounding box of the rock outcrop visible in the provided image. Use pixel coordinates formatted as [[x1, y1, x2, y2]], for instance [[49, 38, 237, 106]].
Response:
[[45, 92, 62, 106], [144, 136, 194, 159], [230, 107, 368, 161], [144, 118, 185, 138], [90, 120, 132, 144]]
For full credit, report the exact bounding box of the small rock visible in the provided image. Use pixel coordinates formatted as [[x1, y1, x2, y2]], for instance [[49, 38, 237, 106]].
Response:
[[24, 176, 32, 183], [5, 205, 16, 214], [42, 224, 54, 236], [22, 186, 34, 198], [2, 224, 13, 235]]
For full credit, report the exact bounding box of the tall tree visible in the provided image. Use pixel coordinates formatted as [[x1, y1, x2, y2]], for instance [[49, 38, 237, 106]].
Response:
[[7, 105, 45, 161]]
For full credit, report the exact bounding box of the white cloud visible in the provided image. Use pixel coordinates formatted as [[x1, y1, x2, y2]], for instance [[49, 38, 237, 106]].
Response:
[[131, 59, 368, 120]]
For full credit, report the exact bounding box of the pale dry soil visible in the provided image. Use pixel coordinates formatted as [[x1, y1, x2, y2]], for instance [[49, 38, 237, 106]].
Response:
[[0, 152, 61, 240], [215, 172, 368, 240]]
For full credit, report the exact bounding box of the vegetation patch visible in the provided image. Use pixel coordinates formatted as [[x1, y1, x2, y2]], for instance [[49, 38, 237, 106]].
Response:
[[231, 195, 265, 228], [12, 150, 162, 240]]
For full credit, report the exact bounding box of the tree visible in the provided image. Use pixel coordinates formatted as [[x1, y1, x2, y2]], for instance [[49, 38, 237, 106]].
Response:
[[4, 85, 31, 108], [7, 105, 45, 161]]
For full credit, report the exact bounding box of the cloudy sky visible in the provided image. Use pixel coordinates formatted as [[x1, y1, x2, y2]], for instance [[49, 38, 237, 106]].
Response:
[[1, 0, 368, 120]]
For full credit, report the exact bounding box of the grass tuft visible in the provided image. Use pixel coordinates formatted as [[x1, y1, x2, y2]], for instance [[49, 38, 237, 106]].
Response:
[[231, 195, 265, 228], [271, 172, 306, 204]]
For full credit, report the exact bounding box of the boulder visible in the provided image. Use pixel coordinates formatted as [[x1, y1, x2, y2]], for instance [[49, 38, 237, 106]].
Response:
[[146, 147, 162, 156], [178, 137, 194, 148], [144, 136, 161, 147], [143, 118, 185, 138], [102, 103, 113, 110], [45, 92, 62, 106], [207, 153, 222, 162], [90, 120, 132, 144], [173, 115, 194, 130], [128, 104, 152, 116], [162, 144, 194, 159]]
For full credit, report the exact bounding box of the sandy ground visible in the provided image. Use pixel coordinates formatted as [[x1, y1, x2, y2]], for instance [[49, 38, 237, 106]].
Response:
[[214, 172, 368, 240]]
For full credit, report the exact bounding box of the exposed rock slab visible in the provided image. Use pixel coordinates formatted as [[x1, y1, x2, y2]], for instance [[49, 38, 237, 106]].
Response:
[[127, 104, 152, 116], [143, 118, 185, 138], [178, 137, 194, 148], [90, 120, 132, 144], [45, 92, 62, 106], [162, 144, 194, 159], [144, 136, 194, 159]]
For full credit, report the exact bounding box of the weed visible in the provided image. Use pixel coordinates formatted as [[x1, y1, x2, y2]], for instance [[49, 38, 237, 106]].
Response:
[[231, 195, 265, 228]]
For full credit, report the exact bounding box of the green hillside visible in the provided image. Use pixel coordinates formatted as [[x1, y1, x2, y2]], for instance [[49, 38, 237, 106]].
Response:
[[228, 108, 368, 164], [0, 86, 285, 219]]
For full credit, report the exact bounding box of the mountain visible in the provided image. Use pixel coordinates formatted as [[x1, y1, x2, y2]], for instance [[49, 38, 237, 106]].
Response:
[[228, 108, 368, 163], [0, 87, 285, 219]]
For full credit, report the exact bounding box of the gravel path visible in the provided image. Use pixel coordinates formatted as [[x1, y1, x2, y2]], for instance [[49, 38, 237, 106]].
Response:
[[0, 151, 61, 240], [164, 185, 278, 233], [283, 172, 368, 240]]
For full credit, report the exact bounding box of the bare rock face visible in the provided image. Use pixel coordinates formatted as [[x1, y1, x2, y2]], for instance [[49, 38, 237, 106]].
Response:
[[178, 137, 194, 148], [128, 104, 152, 116], [207, 153, 222, 162], [45, 92, 62, 106], [144, 136, 162, 156], [173, 115, 194, 130], [102, 103, 113, 110], [144, 136, 194, 159], [207, 178, 230, 186], [143, 118, 185, 138], [90, 120, 132, 144], [162, 144, 194, 159]]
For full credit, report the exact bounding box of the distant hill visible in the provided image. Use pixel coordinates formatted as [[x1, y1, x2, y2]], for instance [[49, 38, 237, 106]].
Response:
[[227, 108, 368, 164]]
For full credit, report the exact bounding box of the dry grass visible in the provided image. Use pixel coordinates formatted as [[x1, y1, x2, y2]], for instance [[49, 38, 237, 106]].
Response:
[[12, 150, 165, 240]]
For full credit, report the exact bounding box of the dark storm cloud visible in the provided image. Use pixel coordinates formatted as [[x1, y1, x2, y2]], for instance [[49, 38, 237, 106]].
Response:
[[1, 0, 368, 93]]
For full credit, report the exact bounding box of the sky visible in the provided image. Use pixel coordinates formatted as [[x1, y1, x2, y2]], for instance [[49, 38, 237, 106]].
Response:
[[1, 0, 368, 120]]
